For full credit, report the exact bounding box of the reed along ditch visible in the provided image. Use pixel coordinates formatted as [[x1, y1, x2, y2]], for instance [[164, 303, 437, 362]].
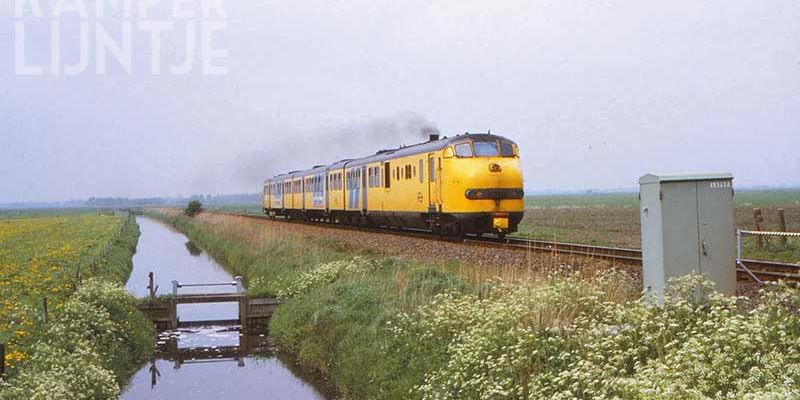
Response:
[[121, 217, 335, 399]]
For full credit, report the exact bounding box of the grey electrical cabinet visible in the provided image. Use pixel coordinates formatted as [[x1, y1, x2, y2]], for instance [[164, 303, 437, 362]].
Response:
[[639, 173, 735, 299]]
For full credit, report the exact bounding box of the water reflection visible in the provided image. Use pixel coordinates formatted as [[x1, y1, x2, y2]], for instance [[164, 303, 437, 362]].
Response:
[[184, 241, 202, 257], [122, 217, 334, 399], [125, 327, 330, 399]]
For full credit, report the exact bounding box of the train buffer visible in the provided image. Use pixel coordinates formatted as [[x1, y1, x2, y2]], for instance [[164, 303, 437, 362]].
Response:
[[136, 275, 279, 332]]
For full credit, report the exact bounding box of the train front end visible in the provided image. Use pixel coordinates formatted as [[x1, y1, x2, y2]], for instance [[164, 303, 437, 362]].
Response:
[[441, 134, 525, 236]]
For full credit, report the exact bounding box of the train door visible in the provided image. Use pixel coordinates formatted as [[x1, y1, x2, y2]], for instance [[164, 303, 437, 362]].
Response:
[[383, 162, 391, 211], [325, 171, 330, 212], [427, 154, 440, 212], [361, 166, 368, 214], [282, 181, 287, 212], [302, 177, 306, 211]]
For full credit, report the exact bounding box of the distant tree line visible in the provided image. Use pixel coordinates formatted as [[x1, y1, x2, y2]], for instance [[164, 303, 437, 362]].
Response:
[[84, 193, 261, 208]]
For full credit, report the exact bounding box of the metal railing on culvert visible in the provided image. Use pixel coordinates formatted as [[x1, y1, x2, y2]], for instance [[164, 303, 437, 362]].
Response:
[[171, 277, 245, 296]]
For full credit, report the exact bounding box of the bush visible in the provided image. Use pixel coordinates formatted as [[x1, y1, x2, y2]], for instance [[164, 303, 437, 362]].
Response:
[[1, 279, 153, 399], [389, 274, 800, 400], [184, 200, 203, 217]]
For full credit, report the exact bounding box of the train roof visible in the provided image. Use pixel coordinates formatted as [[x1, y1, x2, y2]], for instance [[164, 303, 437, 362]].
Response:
[[344, 133, 516, 167], [266, 133, 516, 180]]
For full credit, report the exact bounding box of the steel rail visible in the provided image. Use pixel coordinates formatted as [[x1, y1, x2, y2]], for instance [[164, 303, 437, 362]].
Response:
[[214, 210, 800, 283]]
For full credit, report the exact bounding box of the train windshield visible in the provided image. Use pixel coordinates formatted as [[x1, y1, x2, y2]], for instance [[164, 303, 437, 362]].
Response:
[[473, 141, 500, 157], [455, 143, 473, 158]]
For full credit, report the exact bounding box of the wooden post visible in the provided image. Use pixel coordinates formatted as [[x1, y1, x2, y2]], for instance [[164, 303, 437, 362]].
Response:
[[148, 272, 155, 298], [753, 208, 764, 249], [42, 298, 49, 324], [169, 298, 178, 330], [778, 208, 788, 247], [239, 297, 248, 333]]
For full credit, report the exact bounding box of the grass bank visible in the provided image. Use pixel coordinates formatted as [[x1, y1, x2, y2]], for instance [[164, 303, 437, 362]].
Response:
[[150, 209, 800, 399], [0, 212, 153, 399]]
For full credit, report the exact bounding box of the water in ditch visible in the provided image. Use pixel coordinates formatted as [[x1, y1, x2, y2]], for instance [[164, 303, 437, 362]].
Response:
[[121, 216, 334, 399]]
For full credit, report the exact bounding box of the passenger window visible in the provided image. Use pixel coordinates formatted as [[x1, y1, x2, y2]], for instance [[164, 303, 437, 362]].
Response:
[[384, 163, 391, 188], [429, 158, 435, 182], [455, 143, 473, 158]]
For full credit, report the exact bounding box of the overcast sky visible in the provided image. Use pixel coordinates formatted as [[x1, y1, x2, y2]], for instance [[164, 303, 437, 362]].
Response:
[[1, 0, 799, 203]]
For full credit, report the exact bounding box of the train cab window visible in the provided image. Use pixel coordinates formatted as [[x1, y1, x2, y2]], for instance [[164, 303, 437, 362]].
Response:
[[500, 141, 516, 157], [455, 143, 473, 158], [474, 141, 500, 157]]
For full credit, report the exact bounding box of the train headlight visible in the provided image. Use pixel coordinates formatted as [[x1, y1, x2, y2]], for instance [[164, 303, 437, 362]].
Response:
[[466, 189, 525, 200]]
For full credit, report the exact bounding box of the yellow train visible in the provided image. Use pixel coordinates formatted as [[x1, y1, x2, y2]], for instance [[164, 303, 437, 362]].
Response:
[[263, 133, 525, 237]]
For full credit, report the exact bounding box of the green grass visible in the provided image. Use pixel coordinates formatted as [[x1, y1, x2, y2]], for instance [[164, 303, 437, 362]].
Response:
[[204, 203, 264, 214], [524, 189, 800, 208], [525, 192, 639, 208]]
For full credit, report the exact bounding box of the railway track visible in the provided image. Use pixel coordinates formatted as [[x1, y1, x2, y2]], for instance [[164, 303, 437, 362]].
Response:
[[217, 210, 800, 283]]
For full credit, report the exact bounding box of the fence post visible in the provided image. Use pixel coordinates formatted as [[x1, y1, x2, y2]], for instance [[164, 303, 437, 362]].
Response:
[[753, 208, 764, 249], [778, 208, 788, 247], [172, 280, 179, 296], [42, 298, 49, 324]]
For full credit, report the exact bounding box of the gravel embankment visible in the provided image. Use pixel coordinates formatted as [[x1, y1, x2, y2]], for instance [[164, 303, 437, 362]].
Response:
[[204, 212, 641, 278]]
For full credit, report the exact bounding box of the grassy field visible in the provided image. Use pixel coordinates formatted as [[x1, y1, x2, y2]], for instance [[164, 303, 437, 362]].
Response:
[[517, 189, 800, 263], [0, 211, 151, 397], [149, 209, 800, 399]]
